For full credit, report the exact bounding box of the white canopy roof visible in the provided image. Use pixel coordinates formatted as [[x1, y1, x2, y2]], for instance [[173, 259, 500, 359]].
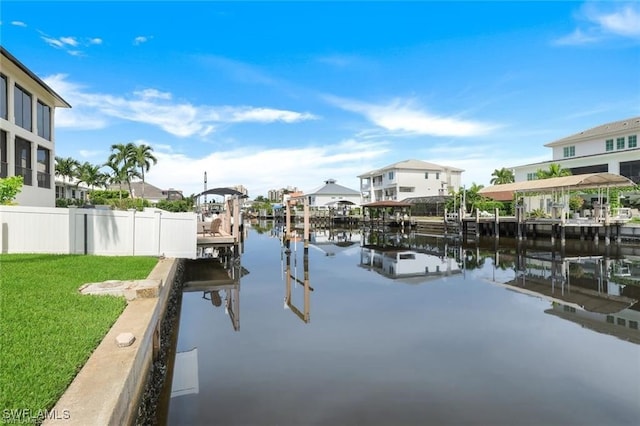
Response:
[[479, 173, 636, 196]]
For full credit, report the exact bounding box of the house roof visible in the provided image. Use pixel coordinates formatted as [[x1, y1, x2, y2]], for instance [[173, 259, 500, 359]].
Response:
[[1, 46, 71, 108], [478, 172, 636, 197], [358, 159, 464, 177], [544, 116, 640, 147], [110, 181, 183, 200], [306, 179, 360, 196]]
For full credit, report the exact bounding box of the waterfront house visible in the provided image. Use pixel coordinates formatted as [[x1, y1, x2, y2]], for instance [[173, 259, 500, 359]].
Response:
[[1, 47, 71, 207], [55, 175, 90, 204], [304, 178, 361, 210], [358, 159, 463, 204], [512, 116, 640, 184]]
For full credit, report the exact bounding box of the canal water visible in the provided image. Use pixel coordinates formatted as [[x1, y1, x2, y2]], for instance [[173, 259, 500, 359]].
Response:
[[165, 223, 640, 425]]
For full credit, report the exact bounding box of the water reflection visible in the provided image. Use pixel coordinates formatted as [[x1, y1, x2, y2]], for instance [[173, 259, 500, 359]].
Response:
[[182, 253, 247, 331], [166, 227, 640, 425], [360, 229, 462, 283], [169, 251, 248, 400]]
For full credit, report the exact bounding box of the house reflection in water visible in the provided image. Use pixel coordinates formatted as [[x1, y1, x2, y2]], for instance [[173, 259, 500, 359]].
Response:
[[309, 228, 361, 256], [493, 247, 640, 345], [359, 230, 462, 283]]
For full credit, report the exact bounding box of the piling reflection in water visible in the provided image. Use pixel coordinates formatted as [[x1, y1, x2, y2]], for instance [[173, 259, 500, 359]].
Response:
[[282, 245, 312, 323]]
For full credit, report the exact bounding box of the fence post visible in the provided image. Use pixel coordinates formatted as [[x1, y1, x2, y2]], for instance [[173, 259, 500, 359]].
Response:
[[129, 209, 137, 256]]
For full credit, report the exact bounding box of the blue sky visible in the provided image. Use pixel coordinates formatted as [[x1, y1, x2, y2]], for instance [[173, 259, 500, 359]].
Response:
[[2, 1, 639, 198]]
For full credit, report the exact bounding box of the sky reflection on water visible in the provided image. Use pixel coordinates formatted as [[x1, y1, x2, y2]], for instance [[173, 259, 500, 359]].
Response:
[[167, 226, 640, 426]]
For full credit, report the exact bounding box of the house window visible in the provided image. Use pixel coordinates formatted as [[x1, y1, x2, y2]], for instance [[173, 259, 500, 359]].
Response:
[[15, 136, 32, 186], [37, 101, 51, 140], [605, 139, 614, 151], [563, 146, 575, 157], [629, 135, 637, 148], [0, 74, 7, 120], [14, 85, 32, 131], [0, 130, 7, 178], [527, 173, 537, 181], [630, 320, 638, 330], [617, 318, 626, 326], [424, 172, 429, 179], [37, 146, 51, 188], [436, 172, 440, 180], [399, 187, 414, 192], [616, 137, 625, 150], [388, 171, 394, 180]]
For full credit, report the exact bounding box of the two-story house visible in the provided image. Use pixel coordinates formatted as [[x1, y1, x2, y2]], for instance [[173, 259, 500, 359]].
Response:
[[358, 159, 463, 204], [1, 47, 71, 207], [512, 117, 640, 183]]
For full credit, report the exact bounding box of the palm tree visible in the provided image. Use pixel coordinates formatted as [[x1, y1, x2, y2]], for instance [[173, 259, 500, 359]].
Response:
[[108, 143, 137, 196], [465, 182, 485, 213], [54, 156, 79, 199], [490, 168, 515, 185], [103, 158, 128, 200], [131, 144, 157, 199], [536, 163, 571, 179], [76, 162, 105, 192]]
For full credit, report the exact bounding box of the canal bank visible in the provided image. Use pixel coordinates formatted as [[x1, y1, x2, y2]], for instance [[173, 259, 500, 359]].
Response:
[[44, 257, 184, 426]]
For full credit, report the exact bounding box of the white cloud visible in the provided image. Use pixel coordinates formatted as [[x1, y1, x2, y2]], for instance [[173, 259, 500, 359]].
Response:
[[43, 74, 317, 137], [39, 33, 102, 55], [133, 36, 151, 45], [227, 107, 318, 123], [589, 4, 640, 38], [554, 28, 601, 46], [328, 96, 496, 137], [59, 36, 79, 46], [555, 3, 640, 45], [145, 140, 390, 198], [11, 21, 27, 27], [134, 89, 172, 100]]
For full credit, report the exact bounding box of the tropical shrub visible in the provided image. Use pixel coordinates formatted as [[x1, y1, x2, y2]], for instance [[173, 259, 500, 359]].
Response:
[[0, 176, 24, 205]]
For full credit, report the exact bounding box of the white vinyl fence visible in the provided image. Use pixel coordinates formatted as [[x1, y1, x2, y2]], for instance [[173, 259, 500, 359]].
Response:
[[0, 206, 197, 258]]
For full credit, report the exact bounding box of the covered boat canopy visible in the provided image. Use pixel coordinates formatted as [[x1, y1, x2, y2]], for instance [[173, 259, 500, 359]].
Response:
[[195, 187, 248, 198], [479, 173, 636, 198]]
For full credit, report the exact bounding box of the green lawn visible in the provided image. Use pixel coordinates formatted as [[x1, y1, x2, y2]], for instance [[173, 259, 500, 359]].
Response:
[[0, 254, 158, 421]]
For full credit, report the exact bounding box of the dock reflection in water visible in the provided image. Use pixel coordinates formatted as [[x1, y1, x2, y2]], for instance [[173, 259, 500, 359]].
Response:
[[166, 226, 640, 426]]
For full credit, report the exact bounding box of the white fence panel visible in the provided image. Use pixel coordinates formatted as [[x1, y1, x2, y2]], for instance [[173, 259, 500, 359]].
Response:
[[157, 211, 198, 258], [0, 206, 70, 254], [134, 210, 161, 256], [0, 206, 197, 258]]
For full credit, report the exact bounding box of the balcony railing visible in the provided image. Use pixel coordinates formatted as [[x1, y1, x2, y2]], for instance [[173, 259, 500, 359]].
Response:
[[37, 172, 51, 189], [15, 166, 32, 186]]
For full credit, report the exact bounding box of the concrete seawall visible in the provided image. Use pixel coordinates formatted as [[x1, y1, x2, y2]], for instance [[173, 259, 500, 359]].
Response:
[[44, 257, 182, 426]]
